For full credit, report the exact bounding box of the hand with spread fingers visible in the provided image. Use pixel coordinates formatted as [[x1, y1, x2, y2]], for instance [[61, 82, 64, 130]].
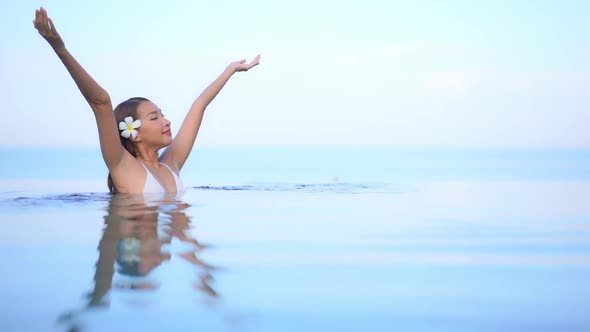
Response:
[[33, 7, 65, 51], [229, 54, 261, 73]]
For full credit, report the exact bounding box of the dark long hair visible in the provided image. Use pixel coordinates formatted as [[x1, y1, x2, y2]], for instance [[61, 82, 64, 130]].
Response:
[[108, 97, 150, 194]]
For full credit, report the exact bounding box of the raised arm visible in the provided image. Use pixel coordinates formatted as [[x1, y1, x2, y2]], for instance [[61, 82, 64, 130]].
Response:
[[33, 7, 126, 168], [163, 55, 260, 170]]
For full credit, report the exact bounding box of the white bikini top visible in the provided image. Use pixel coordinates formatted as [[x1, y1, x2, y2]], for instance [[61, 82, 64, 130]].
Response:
[[140, 162, 185, 194]]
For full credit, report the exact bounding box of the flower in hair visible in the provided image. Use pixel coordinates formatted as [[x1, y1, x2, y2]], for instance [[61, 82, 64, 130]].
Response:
[[119, 116, 141, 139], [118, 237, 141, 263]]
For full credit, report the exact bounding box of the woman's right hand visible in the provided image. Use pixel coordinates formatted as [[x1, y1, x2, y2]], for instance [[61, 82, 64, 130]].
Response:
[[33, 7, 65, 51], [229, 54, 261, 73]]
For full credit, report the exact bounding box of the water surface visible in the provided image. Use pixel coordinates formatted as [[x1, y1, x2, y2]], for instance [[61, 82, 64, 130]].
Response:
[[0, 148, 589, 331]]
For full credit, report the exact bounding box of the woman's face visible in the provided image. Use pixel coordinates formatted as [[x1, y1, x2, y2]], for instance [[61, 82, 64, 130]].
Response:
[[136, 101, 172, 147]]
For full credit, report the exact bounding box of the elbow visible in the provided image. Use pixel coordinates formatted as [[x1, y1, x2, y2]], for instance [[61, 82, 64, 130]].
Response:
[[92, 93, 111, 106], [191, 100, 207, 113], [90, 95, 112, 113]]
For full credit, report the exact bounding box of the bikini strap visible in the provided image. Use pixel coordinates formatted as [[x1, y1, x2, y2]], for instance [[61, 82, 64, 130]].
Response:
[[159, 162, 179, 176]]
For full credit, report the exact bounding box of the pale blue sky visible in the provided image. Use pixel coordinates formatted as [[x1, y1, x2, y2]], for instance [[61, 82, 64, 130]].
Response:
[[1, 0, 589, 148]]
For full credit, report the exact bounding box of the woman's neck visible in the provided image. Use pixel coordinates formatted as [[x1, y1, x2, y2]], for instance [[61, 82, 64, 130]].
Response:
[[135, 145, 160, 167]]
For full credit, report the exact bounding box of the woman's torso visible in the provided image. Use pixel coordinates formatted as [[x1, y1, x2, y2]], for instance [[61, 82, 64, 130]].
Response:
[[139, 162, 184, 194]]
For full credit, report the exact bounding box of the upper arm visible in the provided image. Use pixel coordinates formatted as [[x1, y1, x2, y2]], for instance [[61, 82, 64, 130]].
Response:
[[92, 101, 127, 169], [161, 102, 206, 171]]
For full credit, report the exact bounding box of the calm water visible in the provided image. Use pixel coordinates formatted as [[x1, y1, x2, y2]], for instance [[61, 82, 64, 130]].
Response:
[[0, 147, 589, 331]]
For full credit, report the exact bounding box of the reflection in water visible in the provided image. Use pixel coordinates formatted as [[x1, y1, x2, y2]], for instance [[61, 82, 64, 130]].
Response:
[[60, 193, 217, 329]]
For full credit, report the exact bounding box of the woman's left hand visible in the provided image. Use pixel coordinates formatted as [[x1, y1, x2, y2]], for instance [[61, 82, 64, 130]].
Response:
[[229, 54, 260, 72]]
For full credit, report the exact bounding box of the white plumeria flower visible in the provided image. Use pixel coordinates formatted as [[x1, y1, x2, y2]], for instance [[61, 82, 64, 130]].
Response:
[[119, 116, 141, 139], [120, 238, 141, 263]]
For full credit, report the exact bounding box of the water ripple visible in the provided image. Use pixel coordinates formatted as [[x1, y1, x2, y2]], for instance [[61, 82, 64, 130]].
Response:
[[193, 182, 396, 194], [3, 192, 112, 208], [0, 182, 398, 209]]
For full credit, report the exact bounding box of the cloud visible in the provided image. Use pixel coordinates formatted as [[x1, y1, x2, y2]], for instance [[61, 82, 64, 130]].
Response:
[[503, 70, 590, 96], [422, 69, 477, 97], [364, 42, 482, 60], [4, 38, 589, 148]]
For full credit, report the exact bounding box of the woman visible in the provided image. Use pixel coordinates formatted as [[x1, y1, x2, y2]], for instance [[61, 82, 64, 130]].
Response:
[[33, 7, 260, 194]]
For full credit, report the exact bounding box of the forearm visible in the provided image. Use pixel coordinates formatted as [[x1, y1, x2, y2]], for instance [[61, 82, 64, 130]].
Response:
[[34, 8, 110, 108], [54, 47, 110, 107], [167, 66, 236, 169], [192, 66, 236, 111], [163, 55, 258, 170]]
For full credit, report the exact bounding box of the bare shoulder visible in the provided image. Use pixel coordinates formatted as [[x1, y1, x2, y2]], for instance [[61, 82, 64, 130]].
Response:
[[109, 152, 146, 193]]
